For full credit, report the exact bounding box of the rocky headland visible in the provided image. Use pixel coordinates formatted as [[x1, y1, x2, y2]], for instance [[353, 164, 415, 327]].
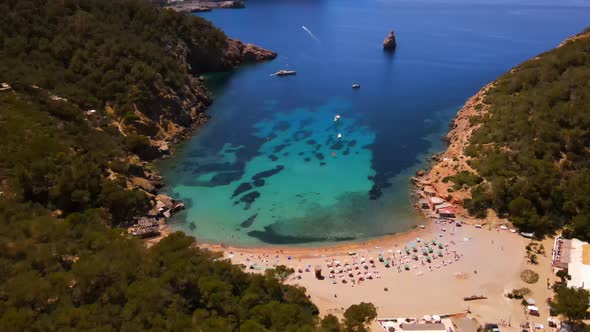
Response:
[[165, 0, 245, 13], [413, 84, 492, 217]]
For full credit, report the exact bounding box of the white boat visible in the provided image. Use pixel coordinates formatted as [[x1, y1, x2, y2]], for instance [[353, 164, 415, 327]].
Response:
[[334, 114, 341, 122], [500, 225, 508, 230], [474, 224, 482, 228], [352, 83, 360, 89], [272, 70, 296, 76], [418, 224, 425, 229], [510, 229, 517, 233], [337, 133, 342, 139], [521, 232, 534, 238]]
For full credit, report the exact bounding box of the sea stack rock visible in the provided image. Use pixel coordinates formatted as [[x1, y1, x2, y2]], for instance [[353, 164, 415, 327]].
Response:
[[383, 30, 397, 51]]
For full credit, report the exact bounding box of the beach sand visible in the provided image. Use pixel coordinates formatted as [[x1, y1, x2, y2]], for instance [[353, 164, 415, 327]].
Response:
[[205, 220, 556, 331]]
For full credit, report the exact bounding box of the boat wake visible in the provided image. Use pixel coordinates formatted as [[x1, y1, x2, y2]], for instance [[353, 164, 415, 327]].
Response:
[[301, 25, 320, 43]]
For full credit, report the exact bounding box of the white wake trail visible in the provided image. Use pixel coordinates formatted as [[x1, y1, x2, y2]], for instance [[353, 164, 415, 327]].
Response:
[[301, 25, 320, 42]]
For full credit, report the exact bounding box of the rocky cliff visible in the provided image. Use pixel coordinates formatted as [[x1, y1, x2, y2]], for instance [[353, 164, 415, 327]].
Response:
[[120, 37, 277, 160]]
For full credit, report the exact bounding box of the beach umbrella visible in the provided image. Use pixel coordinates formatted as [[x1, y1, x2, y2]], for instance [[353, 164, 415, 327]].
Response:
[[432, 239, 437, 244], [416, 237, 422, 242], [412, 254, 418, 260], [432, 315, 441, 322], [428, 247, 433, 253], [423, 315, 432, 321], [409, 242, 415, 247], [426, 256, 431, 262], [404, 264, 410, 270], [384, 321, 395, 328], [404, 247, 410, 253], [438, 250, 443, 256]]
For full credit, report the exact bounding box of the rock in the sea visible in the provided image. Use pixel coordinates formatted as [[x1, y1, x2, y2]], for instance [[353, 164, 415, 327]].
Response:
[[383, 30, 397, 51], [224, 39, 277, 66], [219, 1, 245, 9], [240, 214, 257, 228], [416, 169, 426, 177]]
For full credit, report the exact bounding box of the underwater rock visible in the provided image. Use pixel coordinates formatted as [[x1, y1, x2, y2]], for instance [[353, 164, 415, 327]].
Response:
[[273, 143, 288, 153], [252, 165, 284, 181], [240, 214, 258, 228], [232, 182, 253, 198], [209, 171, 242, 186], [273, 121, 290, 131], [330, 141, 344, 150], [315, 153, 325, 160], [238, 191, 261, 210], [253, 179, 265, 187], [293, 130, 312, 141]]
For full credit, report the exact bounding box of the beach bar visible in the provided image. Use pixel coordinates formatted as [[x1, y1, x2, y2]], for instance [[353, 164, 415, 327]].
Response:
[[436, 206, 456, 219], [552, 236, 590, 290]]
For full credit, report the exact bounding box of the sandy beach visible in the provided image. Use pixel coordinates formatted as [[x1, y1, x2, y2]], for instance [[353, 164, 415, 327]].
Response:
[[195, 218, 555, 331]]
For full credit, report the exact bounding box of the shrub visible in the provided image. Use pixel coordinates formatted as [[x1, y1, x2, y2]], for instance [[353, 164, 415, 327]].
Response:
[[521, 269, 540, 284]]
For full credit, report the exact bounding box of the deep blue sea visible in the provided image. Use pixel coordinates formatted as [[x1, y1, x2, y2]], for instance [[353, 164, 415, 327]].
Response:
[[157, 0, 590, 246]]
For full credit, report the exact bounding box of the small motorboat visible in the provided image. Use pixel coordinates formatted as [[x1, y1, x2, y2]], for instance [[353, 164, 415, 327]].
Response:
[[417, 224, 425, 229], [352, 83, 360, 89], [334, 114, 341, 122], [337, 133, 342, 139], [272, 70, 296, 76]]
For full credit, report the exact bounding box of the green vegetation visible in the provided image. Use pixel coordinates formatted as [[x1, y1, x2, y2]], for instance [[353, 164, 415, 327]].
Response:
[[0, 85, 148, 226], [343, 302, 377, 332], [443, 171, 482, 190], [461, 31, 590, 239], [505, 287, 531, 299], [0, 202, 320, 331], [0, 0, 227, 115], [520, 269, 539, 284], [551, 286, 590, 324]]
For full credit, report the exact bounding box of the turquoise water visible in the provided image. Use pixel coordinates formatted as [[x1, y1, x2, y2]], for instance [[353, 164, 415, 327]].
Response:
[[158, 0, 590, 246]]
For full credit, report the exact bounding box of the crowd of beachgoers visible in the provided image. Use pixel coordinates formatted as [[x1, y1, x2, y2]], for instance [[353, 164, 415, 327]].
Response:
[[225, 219, 467, 286]]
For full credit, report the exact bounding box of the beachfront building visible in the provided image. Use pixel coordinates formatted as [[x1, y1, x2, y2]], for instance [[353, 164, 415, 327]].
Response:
[[378, 316, 453, 332], [552, 237, 590, 289]]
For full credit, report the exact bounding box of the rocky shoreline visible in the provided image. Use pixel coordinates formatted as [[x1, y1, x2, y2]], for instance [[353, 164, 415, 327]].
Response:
[[165, 0, 245, 13], [411, 83, 493, 221], [121, 38, 277, 239]]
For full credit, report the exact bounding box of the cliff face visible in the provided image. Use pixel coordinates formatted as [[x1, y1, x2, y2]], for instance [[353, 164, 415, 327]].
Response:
[[122, 37, 277, 158], [414, 84, 492, 212]]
